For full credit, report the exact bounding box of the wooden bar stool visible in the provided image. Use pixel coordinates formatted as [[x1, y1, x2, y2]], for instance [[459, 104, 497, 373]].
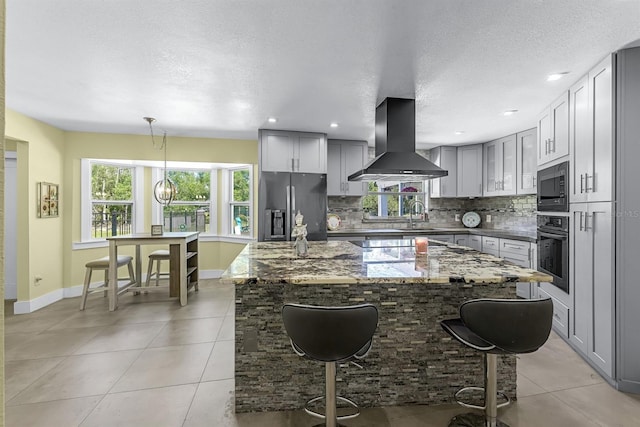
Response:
[[80, 255, 135, 310], [145, 249, 170, 288]]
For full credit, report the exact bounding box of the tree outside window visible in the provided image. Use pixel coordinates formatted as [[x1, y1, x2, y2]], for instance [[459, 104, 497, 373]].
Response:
[[362, 181, 426, 219], [91, 163, 134, 237], [162, 170, 211, 232], [231, 168, 251, 235]]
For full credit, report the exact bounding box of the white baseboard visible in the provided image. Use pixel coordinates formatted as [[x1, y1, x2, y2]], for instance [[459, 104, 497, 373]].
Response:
[[14, 269, 225, 313], [14, 288, 65, 314]]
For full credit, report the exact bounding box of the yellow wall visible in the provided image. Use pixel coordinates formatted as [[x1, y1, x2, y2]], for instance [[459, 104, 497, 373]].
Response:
[[5, 109, 257, 301], [5, 110, 65, 300]]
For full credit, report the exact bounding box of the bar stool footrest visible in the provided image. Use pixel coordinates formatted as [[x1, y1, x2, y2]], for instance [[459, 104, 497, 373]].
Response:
[[454, 386, 511, 410], [304, 395, 360, 421], [448, 412, 510, 427]]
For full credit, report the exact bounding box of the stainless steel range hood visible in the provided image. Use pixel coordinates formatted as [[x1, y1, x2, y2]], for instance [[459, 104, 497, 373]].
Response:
[[348, 97, 448, 181]]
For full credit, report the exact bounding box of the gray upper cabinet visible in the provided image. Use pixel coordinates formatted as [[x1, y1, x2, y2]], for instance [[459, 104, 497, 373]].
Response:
[[570, 202, 614, 377], [259, 129, 327, 173], [483, 134, 516, 196], [538, 91, 570, 166], [516, 128, 537, 195], [570, 75, 590, 203], [570, 55, 614, 203], [327, 139, 367, 196], [429, 146, 457, 198], [457, 144, 483, 197]]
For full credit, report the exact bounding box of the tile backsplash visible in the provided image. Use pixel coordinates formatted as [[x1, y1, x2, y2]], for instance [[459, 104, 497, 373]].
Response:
[[327, 194, 537, 232]]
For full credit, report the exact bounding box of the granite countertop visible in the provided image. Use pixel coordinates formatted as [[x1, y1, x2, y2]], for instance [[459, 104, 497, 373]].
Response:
[[327, 227, 537, 243], [221, 239, 551, 285]]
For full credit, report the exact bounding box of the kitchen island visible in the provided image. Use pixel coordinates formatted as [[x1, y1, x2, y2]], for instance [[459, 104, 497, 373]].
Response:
[[222, 239, 551, 413]]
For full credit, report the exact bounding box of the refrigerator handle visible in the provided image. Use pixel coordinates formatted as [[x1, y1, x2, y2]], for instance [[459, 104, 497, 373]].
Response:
[[291, 185, 297, 226], [286, 185, 291, 235]]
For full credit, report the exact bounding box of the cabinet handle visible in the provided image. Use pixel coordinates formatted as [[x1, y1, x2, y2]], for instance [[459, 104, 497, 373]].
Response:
[[504, 243, 523, 249], [479, 183, 482, 194], [580, 174, 584, 194], [544, 139, 549, 155], [585, 173, 593, 192], [291, 158, 295, 171], [585, 213, 593, 231], [579, 211, 584, 232]]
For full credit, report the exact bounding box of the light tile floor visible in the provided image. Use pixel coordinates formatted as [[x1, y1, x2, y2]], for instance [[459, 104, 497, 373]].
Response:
[[5, 279, 640, 426]]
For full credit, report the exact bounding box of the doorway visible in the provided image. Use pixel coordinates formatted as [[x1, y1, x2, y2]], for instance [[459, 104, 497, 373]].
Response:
[[5, 151, 17, 300]]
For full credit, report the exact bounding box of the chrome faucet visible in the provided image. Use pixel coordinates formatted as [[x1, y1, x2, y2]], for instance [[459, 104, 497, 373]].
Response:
[[408, 199, 427, 229]]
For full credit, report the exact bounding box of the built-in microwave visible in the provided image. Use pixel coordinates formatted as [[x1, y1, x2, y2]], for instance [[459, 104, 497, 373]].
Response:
[[537, 161, 569, 212]]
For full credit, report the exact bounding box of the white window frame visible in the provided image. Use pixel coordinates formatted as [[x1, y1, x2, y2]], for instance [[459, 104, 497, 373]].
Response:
[[77, 159, 144, 248], [151, 167, 217, 235], [365, 180, 428, 220], [221, 165, 253, 239]]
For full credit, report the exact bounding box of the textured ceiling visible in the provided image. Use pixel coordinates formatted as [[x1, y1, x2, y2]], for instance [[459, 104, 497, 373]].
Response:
[[6, 0, 640, 148]]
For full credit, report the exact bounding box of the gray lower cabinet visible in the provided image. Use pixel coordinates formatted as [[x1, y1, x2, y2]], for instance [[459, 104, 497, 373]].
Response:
[[481, 236, 500, 257], [538, 286, 570, 338], [454, 235, 469, 247], [570, 202, 614, 377], [428, 234, 455, 244], [499, 238, 536, 299], [468, 235, 482, 251]]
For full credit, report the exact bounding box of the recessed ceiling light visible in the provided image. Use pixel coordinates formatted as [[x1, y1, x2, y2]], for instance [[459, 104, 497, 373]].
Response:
[[268, 117, 277, 123], [454, 131, 465, 135], [547, 72, 569, 82], [330, 122, 339, 128], [503, 110, 518, 116]]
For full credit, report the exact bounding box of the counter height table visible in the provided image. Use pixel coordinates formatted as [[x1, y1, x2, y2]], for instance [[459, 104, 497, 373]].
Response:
[[107, 231, 199, 311], [222, 238, 552, 413]]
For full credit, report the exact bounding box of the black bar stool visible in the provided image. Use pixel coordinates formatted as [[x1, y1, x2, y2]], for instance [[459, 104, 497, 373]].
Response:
[[282, 303, 378, 427], [440, 298, 553, 427]]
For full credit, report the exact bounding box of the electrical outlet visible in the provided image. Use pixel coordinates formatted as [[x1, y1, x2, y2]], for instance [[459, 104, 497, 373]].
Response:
[[454, 214, 460, 221], [486, 214, 492, 223]]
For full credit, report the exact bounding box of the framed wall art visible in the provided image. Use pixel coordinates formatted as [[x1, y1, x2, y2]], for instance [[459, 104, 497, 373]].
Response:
[[38, 182, 59, 218]]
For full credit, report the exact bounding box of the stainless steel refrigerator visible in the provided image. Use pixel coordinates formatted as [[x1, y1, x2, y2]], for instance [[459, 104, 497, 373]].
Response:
[[258, 172, 327, 241]]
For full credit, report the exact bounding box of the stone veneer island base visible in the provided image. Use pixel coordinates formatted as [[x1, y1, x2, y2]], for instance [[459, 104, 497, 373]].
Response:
[[223, 240, 552, 413]]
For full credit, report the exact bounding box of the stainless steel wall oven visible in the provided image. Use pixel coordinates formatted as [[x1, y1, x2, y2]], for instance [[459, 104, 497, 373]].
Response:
[[537, 215, 569, 293]]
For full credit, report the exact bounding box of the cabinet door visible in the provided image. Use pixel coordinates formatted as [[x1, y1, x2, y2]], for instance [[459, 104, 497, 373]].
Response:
[[261, 130, 295, 172], [500, 135, 517, 195], [327, 143, 342, 195], [482, 236, 500, 256], [441, 147, 458, 197], [296, 133, 327, 173], [457, 145, 483, 197], [516, 128, 537, 194], [342, 142, 367, 196], [429, 148, 442, 198], [454, 234, 469, 247], [468, 235, 482, 251], [588, 202, 614, 376], [549, 91, 570, 160], [570, 75, 591, 203], [537, 107, 552, 165], [484, 141, 499, 195], [429, 234, 455, 244], [570, 205, 590, 354], [588, 55, 614, 202]]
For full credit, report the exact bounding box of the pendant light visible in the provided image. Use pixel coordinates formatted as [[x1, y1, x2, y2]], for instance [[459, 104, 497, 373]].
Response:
[[144, 117, 177, 205]]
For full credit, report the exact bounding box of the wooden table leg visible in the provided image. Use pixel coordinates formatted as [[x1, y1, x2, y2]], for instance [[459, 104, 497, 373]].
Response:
[[108, 242, 118, 311], [169, 244, 179, 298]]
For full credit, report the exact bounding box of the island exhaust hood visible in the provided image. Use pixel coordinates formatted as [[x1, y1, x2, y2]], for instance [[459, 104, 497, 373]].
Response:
[[348, 97, 448, 182]]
